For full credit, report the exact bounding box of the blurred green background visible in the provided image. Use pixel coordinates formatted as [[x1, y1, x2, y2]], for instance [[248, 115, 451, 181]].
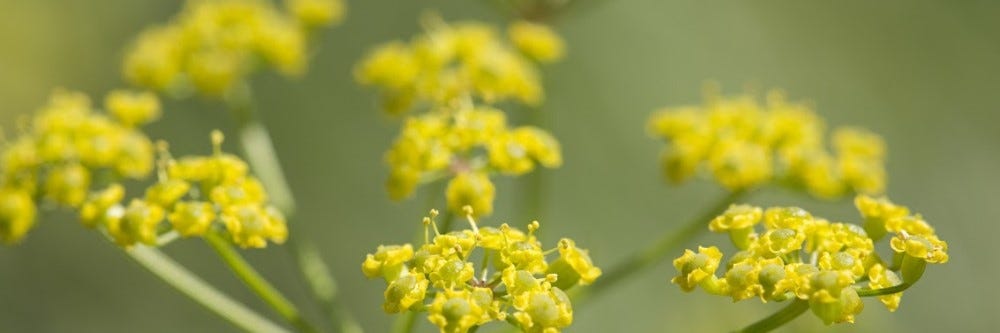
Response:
[[1, 0, 998, 332]]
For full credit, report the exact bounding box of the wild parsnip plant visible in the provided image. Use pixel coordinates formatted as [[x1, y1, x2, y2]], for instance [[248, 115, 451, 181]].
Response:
[[1, 1, 950, 333]]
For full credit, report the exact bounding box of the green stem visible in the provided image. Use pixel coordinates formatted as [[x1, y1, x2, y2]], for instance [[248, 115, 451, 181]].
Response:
[[856, 282, 912, 297], [228, 94, 361, 333], [439, 210, 456, 234], [737, 299, 809, 333], [124, 245, 290, 333], [574, 190, 748, 304], [392, 311, 418, 333], [204, 231, 319, 333]]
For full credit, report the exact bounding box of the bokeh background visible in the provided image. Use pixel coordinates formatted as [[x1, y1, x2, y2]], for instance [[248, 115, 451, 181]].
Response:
[[1, 0, 998, 332]]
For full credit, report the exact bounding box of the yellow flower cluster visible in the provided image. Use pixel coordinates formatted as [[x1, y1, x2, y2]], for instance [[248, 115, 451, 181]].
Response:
[[355, 17, 564, 115], [96, 131, 288, 248], [123, 0, 344, 97], [0, 90, 287, 249], [672, 195, 947, 325], [648, 89, 886, 198], [362, 208, 600, 333], [0, 90, 156, 243], [385, 106, 561, 216]]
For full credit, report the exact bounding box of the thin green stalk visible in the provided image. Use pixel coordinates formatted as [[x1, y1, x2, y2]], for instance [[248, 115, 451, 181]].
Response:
[[521, 105, 548, 224], [856, 282, 912, 297], [228, 94, 361, 333], [392, 311, 418, 333], [124, 245, 290, 333], [736, 299, 809, 333], [574, 190, 748, 304], [439, 210, 456, 234], [204, 231, 319, 333]]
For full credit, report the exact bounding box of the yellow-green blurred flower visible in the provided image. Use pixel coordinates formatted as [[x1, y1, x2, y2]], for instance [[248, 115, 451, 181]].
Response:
[[648, 88, 888, 198], [508, 20, 565, 63], [385, 106, 560, 217], [0, 187, 37, 244], [123, 0, 341, 97], [356, 17, 561, 114]]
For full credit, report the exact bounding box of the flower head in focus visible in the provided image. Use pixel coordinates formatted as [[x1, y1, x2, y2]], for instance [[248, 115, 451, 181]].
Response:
[[671, 195, 948, 326], [362, 207, 599, 332]]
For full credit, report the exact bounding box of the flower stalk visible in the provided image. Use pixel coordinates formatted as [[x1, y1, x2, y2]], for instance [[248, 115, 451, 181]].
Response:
[[737, 299, 809, 333], [228, 93, 361, 333], [574, 189, 748, 303], [204, 231, 318, 333], [124, 244, 290, 333]]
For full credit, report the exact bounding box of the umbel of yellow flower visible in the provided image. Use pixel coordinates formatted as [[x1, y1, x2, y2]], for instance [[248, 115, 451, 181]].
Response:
[[123, 0, 344, 97], [0, 90, 156, 243], [385, 106, 561, 217], [648, 88, 887, 199], [671, 195, 948, 327], [362, 208, 600, 333], [0, 89, 287, 250], [355, 16, 564, 115]]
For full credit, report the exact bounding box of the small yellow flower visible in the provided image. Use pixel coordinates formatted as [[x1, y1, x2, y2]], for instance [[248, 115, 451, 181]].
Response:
[[427, 257, 475, 289], [511, 287, 573, 333], [43, 163, 91, 207], [0, 187, 37, 244], [709, 204, 763, 232], [868, 264, 903, 312], [708, 140, 772, 191], [548, 238, 602, 289], [671, 246, 723, 292], [123, 27, 183, 90], [810, 284, 863, 325], [362, 244, 415, 280], [79, 184, 126, 228], [446, 172, 496, 217], [168, 201, 217, 237], [854, 194, 909, 240], [507, 21, 565, 63], [145, 179, 191, 208], [427, 288, 492, 333], [890, 233, 948, 264], [105, 90, 161, 127], [355, 41, 420, 92], [108, 199, 165, 247], [221, 204, 288, 249], [210, 178, 267, 207], [384, 270, 428, 313], [285, 0, 345, 27]]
